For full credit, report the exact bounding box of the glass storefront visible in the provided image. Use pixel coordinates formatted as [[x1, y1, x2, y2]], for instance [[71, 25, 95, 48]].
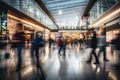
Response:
[[1, 0, 57, 29], [106, 29, 120, 42]]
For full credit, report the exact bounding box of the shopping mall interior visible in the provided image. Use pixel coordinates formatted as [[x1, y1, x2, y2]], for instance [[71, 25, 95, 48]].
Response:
[[0, 0, 120, 80]]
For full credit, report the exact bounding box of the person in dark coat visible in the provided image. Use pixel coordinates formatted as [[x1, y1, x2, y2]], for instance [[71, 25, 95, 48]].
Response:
[[31, 32, 45, 68], [31, 32, 45, 80], [86, 29, 99, 64], [48, 37, 53, 48], [12, 31, 25, 71], [58, 37, 67, 56]]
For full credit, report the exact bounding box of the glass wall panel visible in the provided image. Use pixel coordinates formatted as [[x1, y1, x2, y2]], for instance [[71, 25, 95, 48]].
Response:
[[89, 0, 120, 24], [1, 0, 57, 29]]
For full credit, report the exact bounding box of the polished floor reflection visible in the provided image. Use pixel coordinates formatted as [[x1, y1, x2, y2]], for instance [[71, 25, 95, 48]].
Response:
[[0, 44, 120, 80]]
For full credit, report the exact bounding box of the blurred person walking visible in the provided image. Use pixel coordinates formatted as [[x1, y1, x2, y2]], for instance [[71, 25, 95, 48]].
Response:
[[86, 29, 99, 64], [62, 38, 67, 56], [74, 38, 78, 48], [31, 32, 45, 68], [58, 37, 67, 56], [12, 31, 25, 71], [48, 37, 53, 48], [97, 32, 109, 61], [31, 32, 45, 79]]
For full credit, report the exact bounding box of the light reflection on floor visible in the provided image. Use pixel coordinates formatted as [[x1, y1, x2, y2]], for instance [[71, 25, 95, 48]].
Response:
[[0, 44, 120, 80]]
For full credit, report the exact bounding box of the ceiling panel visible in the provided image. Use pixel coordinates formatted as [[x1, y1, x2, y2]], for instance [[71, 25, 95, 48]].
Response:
[[41, 0, 88, 29]]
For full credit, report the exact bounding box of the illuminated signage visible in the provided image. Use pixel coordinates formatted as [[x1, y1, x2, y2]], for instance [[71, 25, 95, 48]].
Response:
[[1, 11, 7, 31], [0, 10, 7, 35]]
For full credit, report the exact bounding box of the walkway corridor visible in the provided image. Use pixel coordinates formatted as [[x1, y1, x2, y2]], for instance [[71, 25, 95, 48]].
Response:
[[0, 44, 120, 80]]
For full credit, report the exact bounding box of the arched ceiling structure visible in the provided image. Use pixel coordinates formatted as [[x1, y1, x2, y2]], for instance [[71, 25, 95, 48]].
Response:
[[41, 0, 88, 29]]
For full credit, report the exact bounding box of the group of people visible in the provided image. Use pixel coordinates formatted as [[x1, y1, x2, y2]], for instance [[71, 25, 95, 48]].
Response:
[[56, 29, 120, 70], [11, 31, 46, 79], [86, 29, 109, 64], [1, 28, 120, 76], [86, 29, 120, 70]]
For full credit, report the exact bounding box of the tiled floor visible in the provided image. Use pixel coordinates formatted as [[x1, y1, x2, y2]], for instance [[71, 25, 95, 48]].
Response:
[[0, 43, 120, 80]]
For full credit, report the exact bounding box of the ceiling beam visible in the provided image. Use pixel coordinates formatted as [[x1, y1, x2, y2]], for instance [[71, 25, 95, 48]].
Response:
[[50, 7, 83, 12], [53, 13, 80, 18], [44, 1, 87, 8], [51, 10, 81, 15], [82, 0, 97, 18], [47, 3, 86, 10], [42, 0, 71, 4]]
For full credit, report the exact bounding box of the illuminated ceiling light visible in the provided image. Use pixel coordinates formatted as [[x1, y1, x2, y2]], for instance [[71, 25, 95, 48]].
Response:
[[76, 16, 78, 20], [59, 10, 62, 15], [29, 8, 33, 12], [37, 11, 39, 16]]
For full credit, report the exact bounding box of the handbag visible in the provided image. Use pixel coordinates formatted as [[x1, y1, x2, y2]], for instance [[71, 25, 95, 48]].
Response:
[[4, 53, 10, 59]]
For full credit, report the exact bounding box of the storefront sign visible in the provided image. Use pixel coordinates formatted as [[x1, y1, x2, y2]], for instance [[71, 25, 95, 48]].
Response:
[[55, 34, 63, 38]]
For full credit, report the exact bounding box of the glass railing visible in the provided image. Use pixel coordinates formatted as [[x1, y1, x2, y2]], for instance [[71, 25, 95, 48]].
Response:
[[89, 0, 120, 24], [1, 0, 58, 29]]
